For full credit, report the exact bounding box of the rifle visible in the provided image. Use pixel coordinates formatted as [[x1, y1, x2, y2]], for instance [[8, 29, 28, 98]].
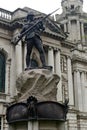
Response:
[[12, 8, 60, 45]]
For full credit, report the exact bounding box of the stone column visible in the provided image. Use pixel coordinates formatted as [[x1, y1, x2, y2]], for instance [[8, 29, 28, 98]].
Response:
[[64, 23, 67, 32], [10, 45, 16, 97], [48, 46, 54, 72], [15, 40, 22, 76], [28, 121, 39, 130], [55, 49, 62, 102], [24, 43, 27, 69], [74, 70, 83, 111], [68, 20, 71, 40], [67, 112, 78, 130], [77, 70, 83, 111], [28, 121, 32, 130], [81, 71, 85, 111], [5, 59, 11, 101], [81, 22, 85, 43], [67, 56, 74, 105], [33, 121, 39, 130], [73, 71, 78, 109], [77, 20, 81, 41], [5, 59, 11, 94]]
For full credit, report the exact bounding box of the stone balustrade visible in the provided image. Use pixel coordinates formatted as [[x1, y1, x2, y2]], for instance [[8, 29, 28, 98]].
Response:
[[0, 8, 12, 20]]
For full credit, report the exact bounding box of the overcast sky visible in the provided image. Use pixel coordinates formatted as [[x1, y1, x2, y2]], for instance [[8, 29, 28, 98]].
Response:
[[0, 0, 87, 14]]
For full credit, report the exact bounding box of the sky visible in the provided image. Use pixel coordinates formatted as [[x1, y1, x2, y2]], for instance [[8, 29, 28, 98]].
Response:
[[0, 0, 87, 14]]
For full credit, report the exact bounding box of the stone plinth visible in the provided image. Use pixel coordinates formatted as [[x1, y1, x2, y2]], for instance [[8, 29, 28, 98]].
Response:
[[16, 69, 60, 101]]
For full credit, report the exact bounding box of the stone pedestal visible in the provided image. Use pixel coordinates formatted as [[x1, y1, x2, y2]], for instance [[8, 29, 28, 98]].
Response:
[[6, 69, 69, 130], [16, 69, 60, 102]]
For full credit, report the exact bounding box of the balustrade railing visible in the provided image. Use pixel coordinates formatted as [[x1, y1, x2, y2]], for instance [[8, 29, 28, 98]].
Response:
[[0, 8, 12, 20]]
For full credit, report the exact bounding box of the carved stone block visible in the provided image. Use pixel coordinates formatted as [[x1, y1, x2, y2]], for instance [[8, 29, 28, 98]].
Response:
[[16, 69, 60, 101]]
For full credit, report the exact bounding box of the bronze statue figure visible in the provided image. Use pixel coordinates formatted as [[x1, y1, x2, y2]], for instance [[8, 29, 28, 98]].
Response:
[[12, 9, 59, 70], [21, 12, 46, 69]]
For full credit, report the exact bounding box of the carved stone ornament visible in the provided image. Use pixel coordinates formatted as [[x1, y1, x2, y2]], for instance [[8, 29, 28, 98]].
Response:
[[16, 69, 60, 101]]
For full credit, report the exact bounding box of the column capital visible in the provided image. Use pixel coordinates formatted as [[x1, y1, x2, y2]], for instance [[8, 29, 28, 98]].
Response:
[[48, 46, 53, 50], [74, 69, 81, 72], [77, 20, 80, 23], [54, 48, 61, 52], [67, 55, 72, 59], [68, 20, 71, 24], [81, 71, 86, 73]]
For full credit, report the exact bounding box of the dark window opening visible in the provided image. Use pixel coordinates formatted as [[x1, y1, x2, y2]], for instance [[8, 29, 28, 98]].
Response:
[[65, 6, 67, 10], [60, 24, 64, 32], [71, 5, 74, 9], [0, 52, 6, 92]]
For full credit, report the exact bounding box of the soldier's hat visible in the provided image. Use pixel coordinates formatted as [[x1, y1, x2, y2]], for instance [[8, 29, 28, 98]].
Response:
[[26, 12, 34, 20]]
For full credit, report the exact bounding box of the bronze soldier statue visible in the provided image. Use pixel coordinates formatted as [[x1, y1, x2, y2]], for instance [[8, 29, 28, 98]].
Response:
[[18, 12, 46, 69], [12, 9, 59, 70]]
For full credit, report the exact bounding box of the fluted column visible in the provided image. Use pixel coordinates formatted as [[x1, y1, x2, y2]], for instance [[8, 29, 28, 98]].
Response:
[[73, 71, 78, 109], [74, 70, 83, 111], [10, 45, 16, 97], [81, 22, 85, 43], [77, 70, 83, 111], [55, 49, 62, 102], [67, 56, 74, 105], [5, 59, 12, 101], [48, 46, 54, 72], [77, 20, 81, 41], [81, 71, 85, 111], [15, 40, 22, 76], [5, 60, 10, 95]]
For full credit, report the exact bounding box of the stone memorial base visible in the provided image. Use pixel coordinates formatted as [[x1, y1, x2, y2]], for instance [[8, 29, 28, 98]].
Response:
[[16, 69, 60, 102], [6, 69, 69, 130]]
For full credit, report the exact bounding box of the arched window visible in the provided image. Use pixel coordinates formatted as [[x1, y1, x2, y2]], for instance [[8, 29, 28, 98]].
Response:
[[0, 52, 6, 92]]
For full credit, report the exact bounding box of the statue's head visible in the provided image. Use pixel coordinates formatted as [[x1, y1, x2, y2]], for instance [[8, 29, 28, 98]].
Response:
[[27, 12, 34, 21]]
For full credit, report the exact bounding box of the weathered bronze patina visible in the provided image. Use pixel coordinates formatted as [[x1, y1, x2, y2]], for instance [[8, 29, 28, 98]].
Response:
[[6, 96, 68, 123]]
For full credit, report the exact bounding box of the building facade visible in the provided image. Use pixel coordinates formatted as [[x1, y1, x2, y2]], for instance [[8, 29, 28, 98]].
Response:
[[55, 0, 87, 129], [0, 0, 87, 129]]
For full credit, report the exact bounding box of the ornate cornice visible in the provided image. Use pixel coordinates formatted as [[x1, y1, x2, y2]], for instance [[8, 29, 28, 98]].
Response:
[[72, 55, 87, 64], [61, 40, 75, 49], [0, 8, 67, 40]]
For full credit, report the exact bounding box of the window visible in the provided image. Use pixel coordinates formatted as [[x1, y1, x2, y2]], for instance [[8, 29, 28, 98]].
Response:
[[60, 24, 64, 32], [65, 6, 68, 11], [0, 52, 6, 92], [71, 5, 74, 9]]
